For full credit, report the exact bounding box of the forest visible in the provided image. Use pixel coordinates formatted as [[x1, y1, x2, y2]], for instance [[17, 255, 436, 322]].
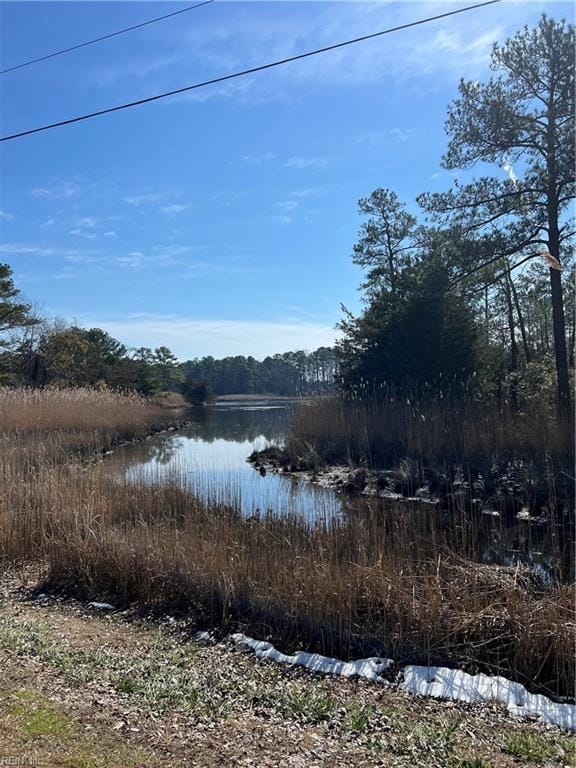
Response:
[[0, 284, 338, 399]]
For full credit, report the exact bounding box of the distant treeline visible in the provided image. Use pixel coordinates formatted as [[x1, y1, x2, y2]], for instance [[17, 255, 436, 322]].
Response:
[[0, 273, 336, 401], [182, 349, 337, 396]]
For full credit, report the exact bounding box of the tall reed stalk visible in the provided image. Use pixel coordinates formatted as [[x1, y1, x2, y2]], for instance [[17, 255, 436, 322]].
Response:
[[1, 388, 574, 698], [285, 393, 574, 515]]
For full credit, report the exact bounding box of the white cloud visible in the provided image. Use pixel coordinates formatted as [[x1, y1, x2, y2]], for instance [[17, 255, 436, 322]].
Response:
[[273, 197, 300, 223], [152, 244, 199, 258], [0, 242, 103, 262], [69, 228, 98, 240], [77, 315, 339, 359], [104, 231, 117, 239], [78, 217, 97, 228], [160, 204, 187, 216], [432, 27, 501, 59], [0, 211, 14, 221], [390, 127, 415, 143], [274, 200, 298, 213], [114, 245, 199, 269], [64, 253, 99, 265], [241, 152, 277, 166], [68, 216, 100, 239], [52, 269, 82, 281], [124, 192, 172, 207], [283, 156, 328, 171], [0, 243, 56, 256], [354, 128, 415, 146], [117, 252, 144, 268], [43, 218, 55, 228], [30, 181, 78, 199], [292, 186, 329, 199], [83, 1, 540, 110], [94, 51, 183, 89]]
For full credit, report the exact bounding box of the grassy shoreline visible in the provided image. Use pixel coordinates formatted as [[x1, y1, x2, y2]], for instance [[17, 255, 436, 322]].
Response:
[[279, 395, 575, 520], [2, 578, 573, 767], [1, 388, 574, 701]]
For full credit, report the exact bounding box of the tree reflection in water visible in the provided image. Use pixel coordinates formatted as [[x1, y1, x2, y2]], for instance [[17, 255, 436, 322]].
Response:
[[106, 404, 571, 583]]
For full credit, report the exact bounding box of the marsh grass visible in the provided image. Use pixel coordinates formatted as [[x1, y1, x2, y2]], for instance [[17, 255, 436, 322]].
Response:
[[1, 388, 574, 699], [285, 393, 575, 517], [0, 386, 173, 468]]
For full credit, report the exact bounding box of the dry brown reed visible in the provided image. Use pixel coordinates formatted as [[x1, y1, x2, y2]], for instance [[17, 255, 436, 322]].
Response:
[[0, 386, 168, 443], [0, 387, 174, 467], [285, 394, 575, 514], [1, 388, 574, 699], [287, 393, 572, 467]]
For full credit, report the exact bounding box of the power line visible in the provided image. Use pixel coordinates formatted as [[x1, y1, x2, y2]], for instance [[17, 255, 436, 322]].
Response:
[[0, 1, 215, 76], [0, 0, 502, 143]]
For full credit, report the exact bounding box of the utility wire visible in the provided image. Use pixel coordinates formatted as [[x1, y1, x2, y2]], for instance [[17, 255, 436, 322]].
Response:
[[0, 0, 502, 143], [0, 1, 214, 76]]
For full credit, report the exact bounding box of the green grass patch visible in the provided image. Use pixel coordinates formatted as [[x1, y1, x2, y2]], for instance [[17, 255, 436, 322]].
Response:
[[281, 686, 336, 722], [9, 690, 72, 739], [502, 730, 575, 763], [0, 688, 171, 767], [344, 702, 380, 733], [0, 614, 99, 684], [390, 720, 461, 756], [0, 613, 217, 717]]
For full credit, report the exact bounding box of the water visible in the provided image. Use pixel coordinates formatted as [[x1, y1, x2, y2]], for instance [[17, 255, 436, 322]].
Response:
[[107, 401, 343, 521], [106, 401, 571, 581]]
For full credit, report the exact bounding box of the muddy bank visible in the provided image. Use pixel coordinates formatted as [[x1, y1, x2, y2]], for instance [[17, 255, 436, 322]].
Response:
[[216, 394, 308, 402], [248, 446, 571, 524], [96, 410, 194, 460], [250, 447, 432, 503]]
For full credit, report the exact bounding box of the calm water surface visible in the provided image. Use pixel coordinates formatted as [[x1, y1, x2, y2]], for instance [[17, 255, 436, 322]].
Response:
[[106, 402, 570, 580], [108, 402, 342, 521]]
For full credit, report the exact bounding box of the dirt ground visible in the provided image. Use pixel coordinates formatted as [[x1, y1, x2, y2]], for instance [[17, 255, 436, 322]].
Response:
[[0, 571, 573, 768]]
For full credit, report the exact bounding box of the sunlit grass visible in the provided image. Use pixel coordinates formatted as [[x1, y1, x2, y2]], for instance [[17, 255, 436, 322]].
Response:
[[1, 387, 574, 699], [285, 392, 574, 517]]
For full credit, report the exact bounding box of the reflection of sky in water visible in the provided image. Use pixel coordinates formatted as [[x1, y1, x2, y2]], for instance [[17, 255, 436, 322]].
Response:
[[105, 405, 571, 579], [108, 405, 342, 521]]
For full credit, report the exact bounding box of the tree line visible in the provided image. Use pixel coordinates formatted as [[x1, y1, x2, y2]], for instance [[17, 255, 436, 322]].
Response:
[[337, 16, 574, 421], [1, 17, 572, 418], [0, 270, 337, 400], [182, 348, 337, 397]]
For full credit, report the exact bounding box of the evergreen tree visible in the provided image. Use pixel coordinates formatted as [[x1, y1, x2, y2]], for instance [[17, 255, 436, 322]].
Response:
[[352, 188, 417, 298], [0, 263, 39, 346], [419, 16, 575, 418]]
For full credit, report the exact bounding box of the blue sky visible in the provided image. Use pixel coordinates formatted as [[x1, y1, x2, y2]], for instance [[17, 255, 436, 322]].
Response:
[[0, 0, 571, 358]]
